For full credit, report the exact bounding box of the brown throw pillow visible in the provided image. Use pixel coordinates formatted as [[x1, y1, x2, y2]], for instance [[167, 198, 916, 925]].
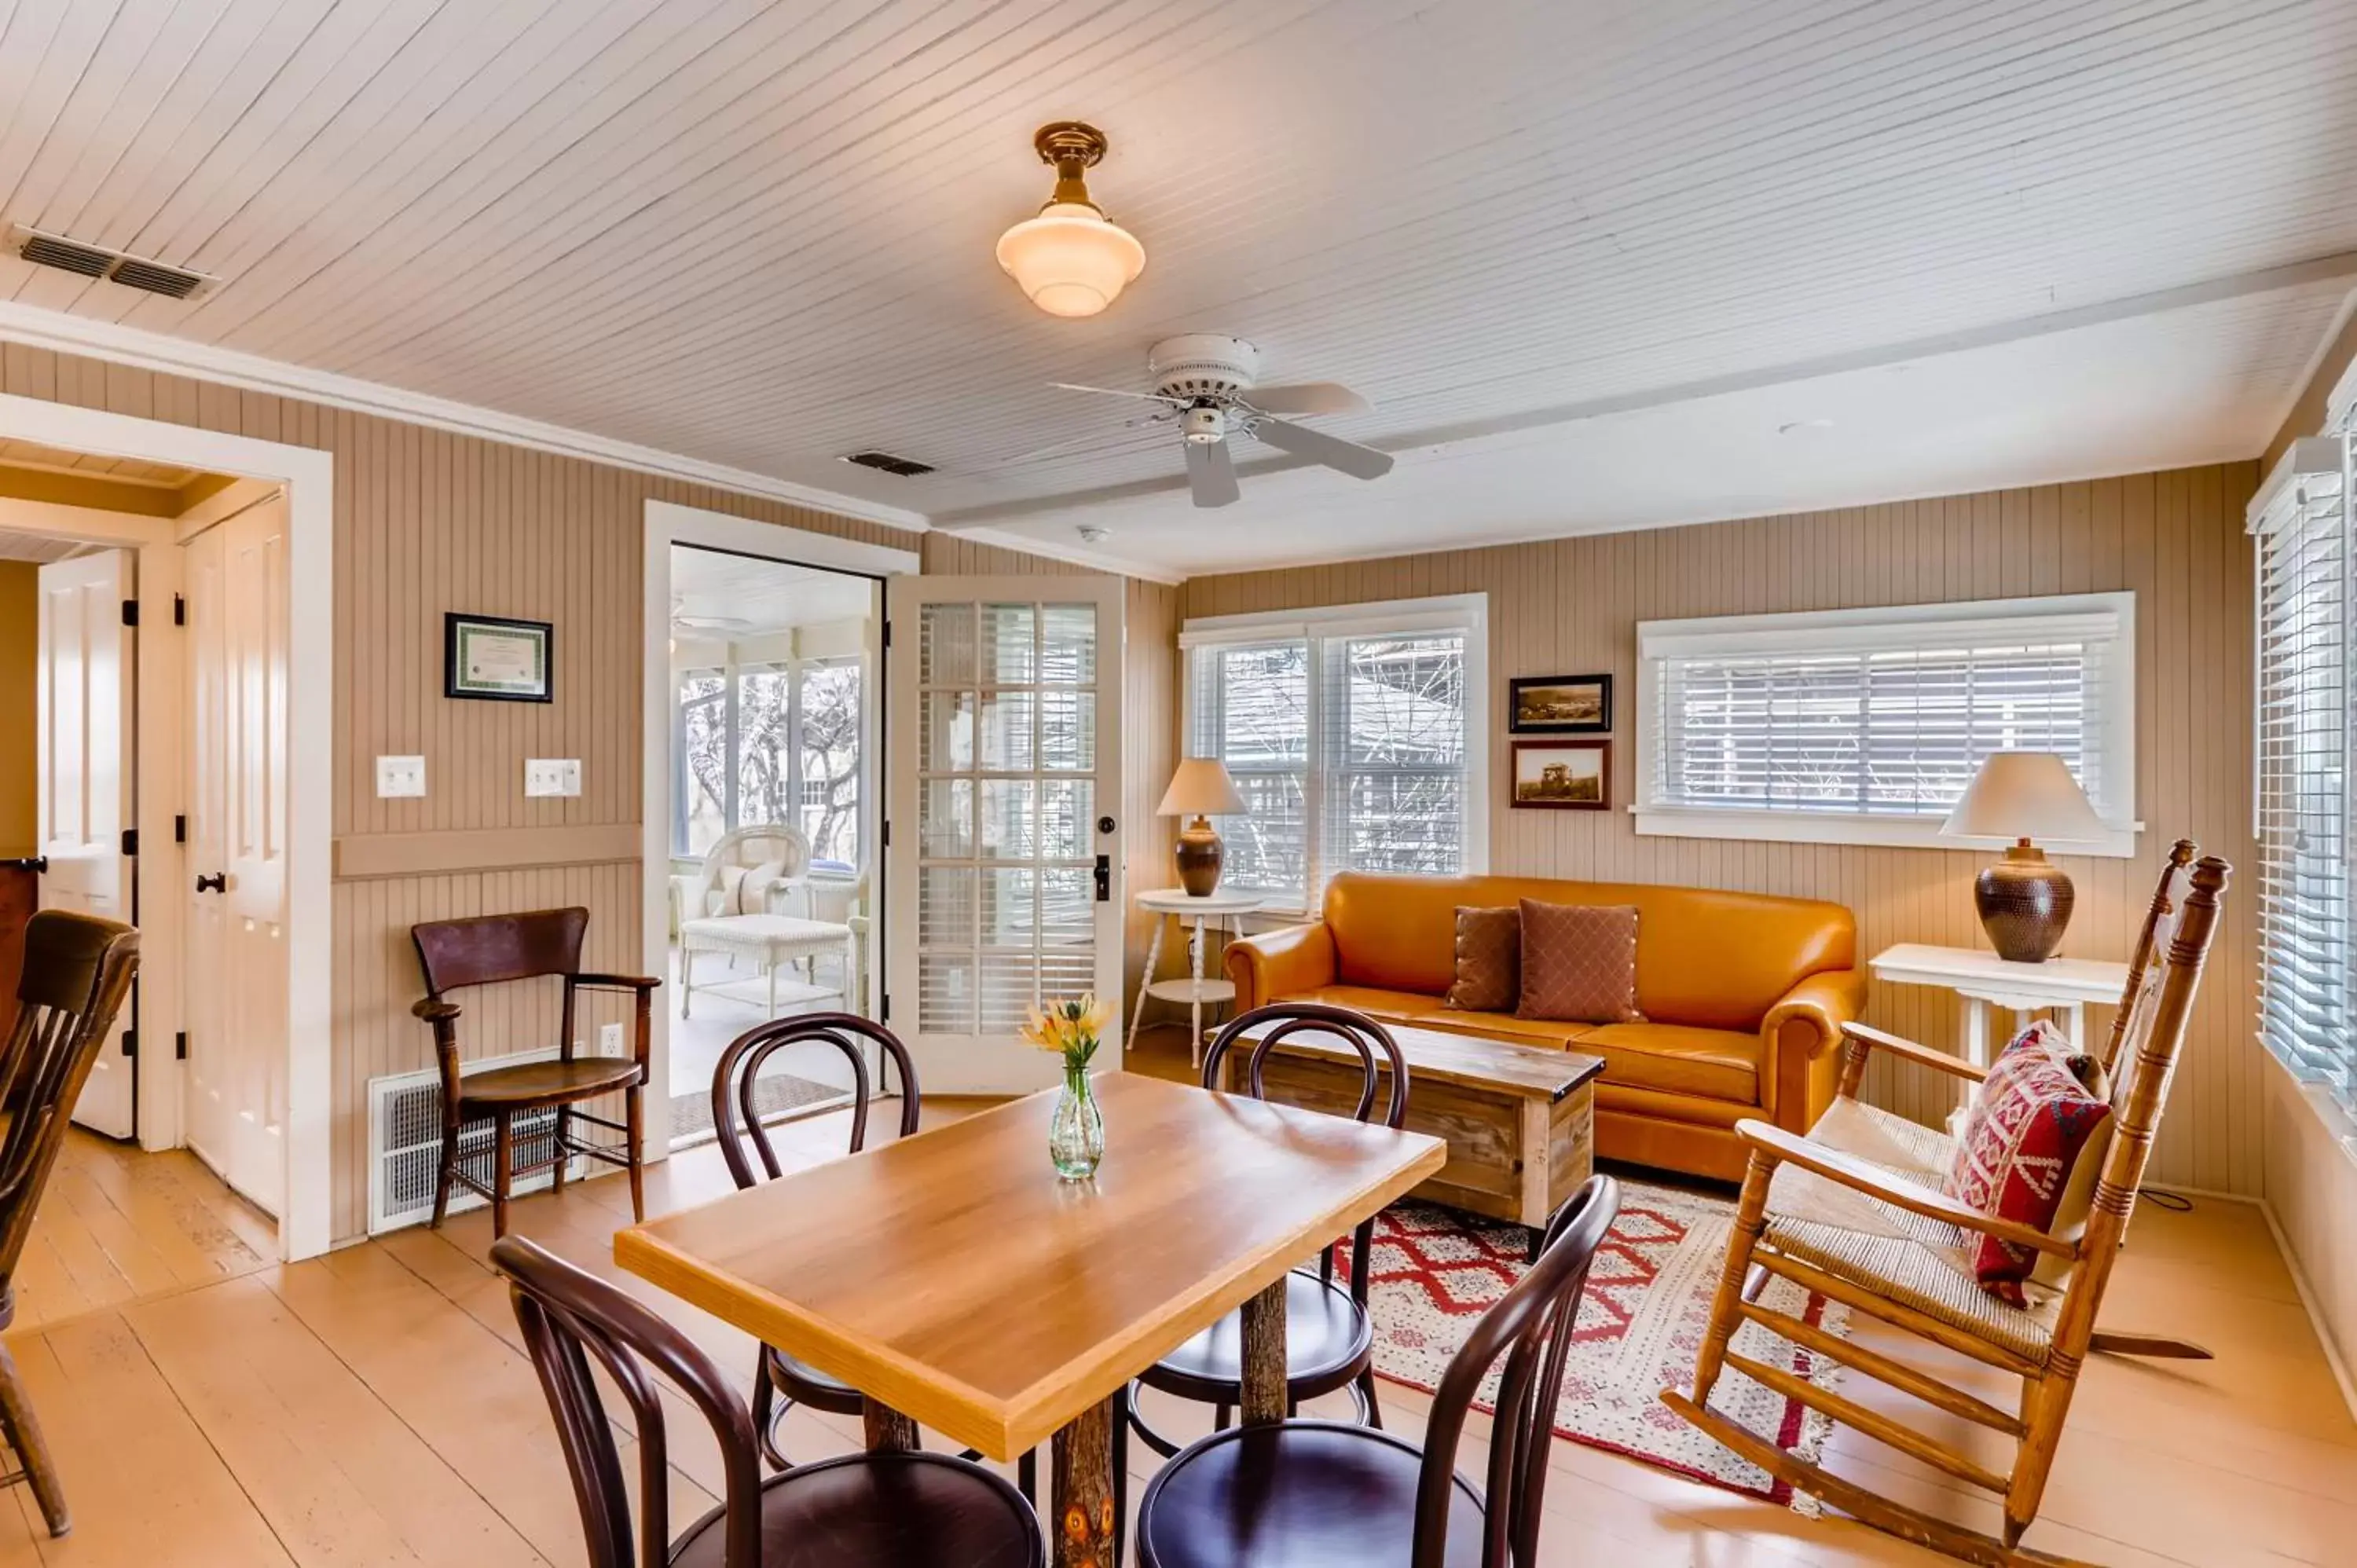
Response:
[[1444, 906, 1520, 1013], [1516, 900, 1641, 1024]]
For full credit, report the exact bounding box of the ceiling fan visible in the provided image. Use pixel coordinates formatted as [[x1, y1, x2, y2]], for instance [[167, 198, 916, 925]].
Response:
[[1050, 334, 1392, 508]]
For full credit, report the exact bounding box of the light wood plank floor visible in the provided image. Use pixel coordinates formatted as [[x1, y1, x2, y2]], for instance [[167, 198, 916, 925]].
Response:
[[2, 1097, 2351, 1566]]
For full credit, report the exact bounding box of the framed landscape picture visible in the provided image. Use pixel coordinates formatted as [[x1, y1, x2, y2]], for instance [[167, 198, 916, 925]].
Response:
[[445, 612, 553, 702], [1512, 739, 1610, 810], [1509, 673, 1611, 734]]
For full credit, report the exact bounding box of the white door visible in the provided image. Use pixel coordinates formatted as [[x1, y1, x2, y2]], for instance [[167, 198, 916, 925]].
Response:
[[885, 576, 1125, 1093], [182, 495, 290, 1215], [36, 550, 137, 1138]]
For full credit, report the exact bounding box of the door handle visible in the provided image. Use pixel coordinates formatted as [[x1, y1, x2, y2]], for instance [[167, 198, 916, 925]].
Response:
[[0, 856, 45, 874], [1094, 853, 1111, 903], [195, 872, 225, 893]]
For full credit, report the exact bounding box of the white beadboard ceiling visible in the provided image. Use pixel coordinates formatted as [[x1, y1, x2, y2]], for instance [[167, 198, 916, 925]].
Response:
[[0, 0, 2351, 578], [670, 542, 874, 636]]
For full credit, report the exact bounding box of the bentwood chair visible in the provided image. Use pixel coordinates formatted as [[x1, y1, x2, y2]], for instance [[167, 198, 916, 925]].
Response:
[[493, 1235, 1043, 1568], [411, 908, 658, 1238], [0, 910, 139, 1537], [1664, 852, 2231, 1564], [1134, 1174, 1621, 1568], [1126, 1002, 1410, 1456]]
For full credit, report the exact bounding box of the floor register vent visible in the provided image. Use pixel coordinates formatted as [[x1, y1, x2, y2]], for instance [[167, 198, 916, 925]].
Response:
[[367, 1050, 585, 1233]]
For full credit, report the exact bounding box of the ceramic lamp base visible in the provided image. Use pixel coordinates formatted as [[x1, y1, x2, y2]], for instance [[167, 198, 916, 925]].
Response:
[[1975, 841, 2074, 963], [1174, 818, 1223, 898]]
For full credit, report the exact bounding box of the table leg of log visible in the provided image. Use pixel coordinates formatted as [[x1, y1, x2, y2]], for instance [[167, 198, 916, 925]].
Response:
[[863, 1402, 918, 1452], [1238, 1275, 1288, 1426], [1050, 1393, 1117, 1568]]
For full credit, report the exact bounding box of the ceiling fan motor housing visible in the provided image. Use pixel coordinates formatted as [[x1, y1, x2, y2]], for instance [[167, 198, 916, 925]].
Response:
[[1149, 332, 1261, 401]]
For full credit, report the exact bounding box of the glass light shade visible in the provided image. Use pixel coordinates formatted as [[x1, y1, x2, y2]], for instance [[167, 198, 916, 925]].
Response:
[[995, 201, 1146, 318], [1157, 757, 1247, 818], [1941, 751, 2108, 844]]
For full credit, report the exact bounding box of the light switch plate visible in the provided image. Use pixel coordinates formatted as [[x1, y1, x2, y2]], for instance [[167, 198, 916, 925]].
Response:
[[376, 755, 426, 798], [525, 758, 581, 797]]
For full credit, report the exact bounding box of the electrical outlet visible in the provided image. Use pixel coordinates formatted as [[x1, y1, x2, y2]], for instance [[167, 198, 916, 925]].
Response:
[[598, 1022, 624, 1057], [376, 756, 426, 798], [525, 758, 581, 797]]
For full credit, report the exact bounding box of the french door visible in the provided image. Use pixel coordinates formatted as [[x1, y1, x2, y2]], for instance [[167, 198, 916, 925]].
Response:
[[35, 550, 137, 1138], [885, 576, 1125, 1093]]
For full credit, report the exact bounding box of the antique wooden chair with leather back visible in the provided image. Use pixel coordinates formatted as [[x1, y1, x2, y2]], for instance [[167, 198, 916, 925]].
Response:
[[410, 907, 658, 1237], [0, 909, 139, 1537], [1133, 1174, 1621, 1568], [493, 1233, 1043, 1568], [1126, 1000, 1411, 1457]]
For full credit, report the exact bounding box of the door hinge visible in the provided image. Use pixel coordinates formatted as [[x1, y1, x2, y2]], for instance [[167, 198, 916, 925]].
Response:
[[880, 994, 890, 1023], [175, 1031, 188, 1061], [121, 598, 138, 627], [121, 828, 137, 856], [122, 1029, 135, 1058], [882, 619, 893, 650], [882, 819, 891, 848], [174, 814, 186, 844], [173, 592, 185, 627]]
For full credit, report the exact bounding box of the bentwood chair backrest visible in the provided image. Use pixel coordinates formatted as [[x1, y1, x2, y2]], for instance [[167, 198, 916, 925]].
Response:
[[0, 910, 138, 1284], [710, 1012, 919, 1187], [1415, 1175, 1621, 1568]]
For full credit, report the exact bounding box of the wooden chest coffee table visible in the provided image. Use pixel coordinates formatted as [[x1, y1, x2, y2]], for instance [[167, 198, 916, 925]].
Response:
[[1226, 1018, 1604, 1239]]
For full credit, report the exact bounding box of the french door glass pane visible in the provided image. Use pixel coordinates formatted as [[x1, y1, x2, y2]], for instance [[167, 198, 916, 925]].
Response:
[[916, 599, 1102, 1036]]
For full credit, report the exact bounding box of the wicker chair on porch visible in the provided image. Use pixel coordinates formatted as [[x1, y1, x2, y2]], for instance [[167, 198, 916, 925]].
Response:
[[1662, 847, 2230, 1566]]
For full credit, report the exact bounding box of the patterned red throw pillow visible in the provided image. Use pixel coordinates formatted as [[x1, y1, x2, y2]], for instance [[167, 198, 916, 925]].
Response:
[[1944, 1021, 2113, 1303]]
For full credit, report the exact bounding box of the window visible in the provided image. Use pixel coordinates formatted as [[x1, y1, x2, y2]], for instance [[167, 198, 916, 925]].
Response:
[[2251, 432, 2353, 1116], [1183, 595, 1486, 910], [671, 651, 865, 866], [1634, 593, 2137, 855]]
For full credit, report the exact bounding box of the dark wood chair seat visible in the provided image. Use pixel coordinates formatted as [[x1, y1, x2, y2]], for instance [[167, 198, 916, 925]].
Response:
[[1142, 1268, 1373, 1401], [456, 1055, 643, 1111], [668, 1451, 1039, 1568], [1136, 1423, 1486, 1568]]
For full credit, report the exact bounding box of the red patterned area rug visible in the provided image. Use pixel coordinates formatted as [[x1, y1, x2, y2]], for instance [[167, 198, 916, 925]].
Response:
[[1350, 1183, 1850, 1508]]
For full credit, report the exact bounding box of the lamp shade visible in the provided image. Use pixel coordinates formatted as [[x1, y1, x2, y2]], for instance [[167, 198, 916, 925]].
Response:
[[1157, 758, 1246, 818], [995, 201, 1146, 318], [1941, 752, 2108, 844]]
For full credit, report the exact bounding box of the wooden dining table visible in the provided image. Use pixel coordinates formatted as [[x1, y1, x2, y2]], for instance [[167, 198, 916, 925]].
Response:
[[615, 1069, 1446, 1568]]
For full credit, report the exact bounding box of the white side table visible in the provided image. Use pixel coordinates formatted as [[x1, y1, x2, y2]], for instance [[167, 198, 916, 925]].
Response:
[[1869, 943, 2131, 1066], [1131, 888, 1266, 1067]]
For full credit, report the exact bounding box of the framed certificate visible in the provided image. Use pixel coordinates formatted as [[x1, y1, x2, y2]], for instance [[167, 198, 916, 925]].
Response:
[[445, 613, 552, 702]]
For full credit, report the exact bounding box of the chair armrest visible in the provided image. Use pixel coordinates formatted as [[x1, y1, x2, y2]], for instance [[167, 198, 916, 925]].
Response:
[[574, 973, 662, 992], [1840, 1020, 1989, 1084], [1736, 1120, 2077, 1260], [412, 998, 461, 1022], [1222, 921, 1336, 1012], [1758, 969, 1867, 1130]]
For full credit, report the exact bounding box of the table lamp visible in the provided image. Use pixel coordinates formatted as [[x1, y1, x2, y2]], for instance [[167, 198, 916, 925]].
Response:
[[1941, 751, 2110, 963], [1157, 759, 1248, 897]]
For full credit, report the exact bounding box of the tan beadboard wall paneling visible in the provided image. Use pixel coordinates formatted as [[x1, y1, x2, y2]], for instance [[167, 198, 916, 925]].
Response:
[[1182, 463, 2261, 1196], [921, 533, 1182, 1024]]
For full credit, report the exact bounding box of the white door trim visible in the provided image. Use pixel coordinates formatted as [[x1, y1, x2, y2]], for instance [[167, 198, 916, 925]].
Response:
[[0, 392, 332, 1263], [640, 500, 920, 1155]]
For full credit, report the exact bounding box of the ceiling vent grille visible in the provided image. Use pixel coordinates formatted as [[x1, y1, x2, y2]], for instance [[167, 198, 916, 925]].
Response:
[[8, 225, 215, 300], [841, 450, 936, 478]]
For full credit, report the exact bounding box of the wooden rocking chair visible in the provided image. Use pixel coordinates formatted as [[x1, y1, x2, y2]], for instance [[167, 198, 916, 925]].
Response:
[[1662, 847, 2229, 1566]]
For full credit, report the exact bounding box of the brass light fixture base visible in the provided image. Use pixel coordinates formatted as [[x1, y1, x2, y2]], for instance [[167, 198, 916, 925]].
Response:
[[1174, 814, 1224, 898], [1974, 839, 2074, 964], [1034, 122, 1109, 208]]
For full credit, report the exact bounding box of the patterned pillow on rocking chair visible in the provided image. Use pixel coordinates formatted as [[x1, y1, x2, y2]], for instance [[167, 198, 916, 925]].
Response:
[[1943, 1020, 2114, 1303]]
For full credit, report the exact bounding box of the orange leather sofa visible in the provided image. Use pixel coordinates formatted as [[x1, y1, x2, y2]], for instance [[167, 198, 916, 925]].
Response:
[[1225, 872, 1866, 1181]]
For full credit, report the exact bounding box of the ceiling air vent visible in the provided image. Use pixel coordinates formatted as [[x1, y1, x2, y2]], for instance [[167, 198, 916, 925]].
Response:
[[841, 450, 936, 478], [8, 225, 216, 300]]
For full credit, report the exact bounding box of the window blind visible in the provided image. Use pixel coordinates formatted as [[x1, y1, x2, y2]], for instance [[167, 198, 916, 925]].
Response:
[[2252, 434, 2354, 1114]]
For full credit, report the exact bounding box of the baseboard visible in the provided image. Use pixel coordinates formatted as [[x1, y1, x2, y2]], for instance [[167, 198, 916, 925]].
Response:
[[2259, 1196, 2357, 1423]]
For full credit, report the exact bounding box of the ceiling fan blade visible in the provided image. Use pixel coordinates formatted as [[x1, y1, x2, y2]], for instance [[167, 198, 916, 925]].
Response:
[[1050, 381, 1183, 405], [1186, 438, 1241, 508], [1245, 381, 1370, 416], [1249, 416, 1395, 480]]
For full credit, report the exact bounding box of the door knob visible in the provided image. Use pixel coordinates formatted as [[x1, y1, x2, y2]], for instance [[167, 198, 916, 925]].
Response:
[[195, 872, 225, 893]]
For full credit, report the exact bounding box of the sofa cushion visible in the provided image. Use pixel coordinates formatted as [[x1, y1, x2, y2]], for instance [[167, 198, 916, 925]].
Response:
[[1516, 901, 1640, 1024], [1567, 1022, 1759, 1103], [1443, 906, 1520, 1013], [1285, 986, 1446, 1028], [1401, 1008, 1589, 1050]]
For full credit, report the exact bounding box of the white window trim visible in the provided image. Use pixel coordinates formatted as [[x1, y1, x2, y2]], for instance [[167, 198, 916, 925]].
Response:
[[1182, 593, 1490, 914], [1633, 592, 2141, 857]]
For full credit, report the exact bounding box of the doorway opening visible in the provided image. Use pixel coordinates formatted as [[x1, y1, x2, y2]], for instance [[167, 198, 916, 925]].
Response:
[[662, 541, 883, 1149]]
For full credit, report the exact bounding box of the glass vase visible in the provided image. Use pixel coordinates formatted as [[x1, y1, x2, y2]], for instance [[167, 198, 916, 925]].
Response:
[[1049, 1063, 1105, 1180]]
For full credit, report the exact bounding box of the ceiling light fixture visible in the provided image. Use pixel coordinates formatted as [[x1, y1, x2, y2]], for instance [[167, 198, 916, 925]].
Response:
[[995, 123, 1145, 318]]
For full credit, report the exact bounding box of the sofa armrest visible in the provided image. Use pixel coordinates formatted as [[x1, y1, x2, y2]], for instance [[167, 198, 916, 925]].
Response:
[[1758, 969, 1868, 1132], [1223, 921, 1337, 1011]]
